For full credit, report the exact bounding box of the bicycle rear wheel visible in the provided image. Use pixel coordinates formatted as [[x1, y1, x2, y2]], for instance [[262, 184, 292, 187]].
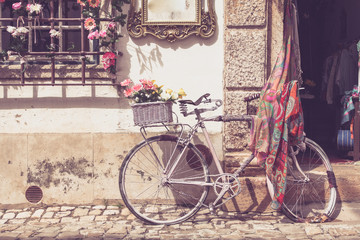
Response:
[[282, 138, 337, 223], [119, 135, 210, 225]]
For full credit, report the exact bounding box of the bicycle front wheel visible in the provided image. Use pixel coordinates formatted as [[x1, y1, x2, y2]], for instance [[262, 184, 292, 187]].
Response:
[[282, 138, 337, 223], [119, 135, 210, 225]]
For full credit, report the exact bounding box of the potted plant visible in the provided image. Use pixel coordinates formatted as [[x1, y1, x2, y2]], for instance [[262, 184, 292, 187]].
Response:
[[120, 79, 186, 125]]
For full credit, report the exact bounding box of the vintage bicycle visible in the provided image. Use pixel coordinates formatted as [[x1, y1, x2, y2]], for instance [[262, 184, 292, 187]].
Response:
[[118, 93, 337, 225]]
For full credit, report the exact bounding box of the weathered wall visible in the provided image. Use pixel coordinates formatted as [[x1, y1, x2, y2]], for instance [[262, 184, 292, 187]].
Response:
[[0, 132, 222, 207], [0, 0, 225, 206]]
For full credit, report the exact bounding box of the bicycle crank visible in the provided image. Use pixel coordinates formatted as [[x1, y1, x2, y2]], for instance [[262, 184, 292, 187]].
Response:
[[213, 173, 241, 201]]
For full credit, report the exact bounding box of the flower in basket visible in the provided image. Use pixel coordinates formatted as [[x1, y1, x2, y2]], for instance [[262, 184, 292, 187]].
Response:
[[26, 3, 42, 16], [6, 26, 29, 55], [12, 2, 27, 16], [120, 79, 186, 103]]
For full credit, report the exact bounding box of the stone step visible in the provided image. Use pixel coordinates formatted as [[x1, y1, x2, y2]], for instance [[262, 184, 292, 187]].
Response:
[[221, 164, 360, 217]]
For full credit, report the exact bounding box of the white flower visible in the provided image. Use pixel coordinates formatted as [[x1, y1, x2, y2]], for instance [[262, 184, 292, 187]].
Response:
[[171, 92, 179, 100], [49, 29, 61, 38], [29, 3, 42, 14], [10, 27, 29, 37], [161, 92, 171, 101], [17, 27, 29, 34], [6, 26, 16, 34]]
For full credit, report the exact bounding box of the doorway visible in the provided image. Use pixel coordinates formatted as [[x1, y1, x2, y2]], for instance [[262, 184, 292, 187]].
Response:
[[297, 0, 360, 160]]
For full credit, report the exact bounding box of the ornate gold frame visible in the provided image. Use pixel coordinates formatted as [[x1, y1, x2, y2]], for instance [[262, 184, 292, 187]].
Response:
[[127, 0, 216, 42]]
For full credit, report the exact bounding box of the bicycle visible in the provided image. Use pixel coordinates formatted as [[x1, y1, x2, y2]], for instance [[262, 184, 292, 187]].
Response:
[[119, 93, 338, 225]]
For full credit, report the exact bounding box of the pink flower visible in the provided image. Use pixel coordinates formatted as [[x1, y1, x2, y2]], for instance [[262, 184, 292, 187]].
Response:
[[103, 52, 116, 60], [12, 2, 22, 10], [132, 84, 143, 92], [0, 0, 5, 3], [101, 52, 116, 70], [26, 4, 31, 11], [140, 79, 156, 90], [120, 79, 132, 86], [123, 88, 133, 97], [108, 22, 116, 30], [84, 18, 96, 31], [88, 30, 99, 40], [99, 30, 107, 38]]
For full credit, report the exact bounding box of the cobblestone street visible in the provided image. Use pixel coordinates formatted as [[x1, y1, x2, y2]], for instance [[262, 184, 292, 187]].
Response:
[[1, 204, 360, 239]]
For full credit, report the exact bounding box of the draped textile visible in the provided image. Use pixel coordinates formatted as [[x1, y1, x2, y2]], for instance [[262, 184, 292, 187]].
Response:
[[248, 0, 304, 210]]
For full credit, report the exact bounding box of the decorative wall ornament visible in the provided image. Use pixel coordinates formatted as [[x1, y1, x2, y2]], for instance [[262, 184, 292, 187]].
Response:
[[127, 0, 216, 42]]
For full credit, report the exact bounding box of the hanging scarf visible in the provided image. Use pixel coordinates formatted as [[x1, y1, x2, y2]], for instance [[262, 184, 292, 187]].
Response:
[[248, 0, 304, 210]]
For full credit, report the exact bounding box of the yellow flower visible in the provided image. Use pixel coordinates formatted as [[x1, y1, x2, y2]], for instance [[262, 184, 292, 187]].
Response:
[[178, 88, 186, 98], [166, 89, 173, 94]]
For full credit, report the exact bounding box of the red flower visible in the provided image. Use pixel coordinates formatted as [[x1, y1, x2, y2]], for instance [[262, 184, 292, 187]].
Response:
[[87, 0, 100, 8], [101, 52, 116, 70], [84, 18, 96, 31]]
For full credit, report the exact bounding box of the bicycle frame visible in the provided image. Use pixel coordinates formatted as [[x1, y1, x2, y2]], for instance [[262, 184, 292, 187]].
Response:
[[139, 113, 256, 208]]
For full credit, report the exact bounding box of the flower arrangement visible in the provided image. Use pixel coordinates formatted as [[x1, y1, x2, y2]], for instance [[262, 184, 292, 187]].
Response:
[[120, 79, 187, 104], [10, 1, 42, 17], [26, 3, 42, 16], [79, 0, 130, 74], [0, 1, 44, 59], [0, 0, 130, 74]]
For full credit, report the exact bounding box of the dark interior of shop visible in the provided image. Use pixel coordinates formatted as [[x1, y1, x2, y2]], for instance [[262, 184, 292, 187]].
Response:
[[297, 0, 360, 161]]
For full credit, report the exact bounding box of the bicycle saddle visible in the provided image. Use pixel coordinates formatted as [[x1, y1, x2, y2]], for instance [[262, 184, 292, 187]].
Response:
[[178, 93, 210, 106]]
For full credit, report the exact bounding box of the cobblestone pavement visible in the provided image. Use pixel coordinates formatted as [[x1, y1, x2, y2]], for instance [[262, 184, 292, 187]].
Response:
[[0, 205, 359, 239]]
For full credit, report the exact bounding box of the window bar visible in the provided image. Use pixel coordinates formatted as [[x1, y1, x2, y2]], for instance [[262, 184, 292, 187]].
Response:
[[50, 0, 55, 86], [58, 0, 63, 52], [0, 2, 3, 52], [20, 0, 26, 85], [80, 5, 86, 85]]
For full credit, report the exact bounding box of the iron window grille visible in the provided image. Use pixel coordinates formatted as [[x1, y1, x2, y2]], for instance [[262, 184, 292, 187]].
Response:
[[0, 0, 118, 86]]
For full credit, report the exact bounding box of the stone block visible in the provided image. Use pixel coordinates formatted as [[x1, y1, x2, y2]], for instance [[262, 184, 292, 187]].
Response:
[[73, 208, 89, 217], [225, 0, 266, 27], [225, 29, 266, 89], [224, 91, 260, 151]]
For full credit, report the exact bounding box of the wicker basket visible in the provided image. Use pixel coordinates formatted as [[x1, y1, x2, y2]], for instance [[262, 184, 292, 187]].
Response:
[[131, 101, 173, 126]]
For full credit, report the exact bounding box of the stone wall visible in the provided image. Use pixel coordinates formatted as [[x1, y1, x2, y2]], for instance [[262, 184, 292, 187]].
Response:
[[223, 0, 284, 157]]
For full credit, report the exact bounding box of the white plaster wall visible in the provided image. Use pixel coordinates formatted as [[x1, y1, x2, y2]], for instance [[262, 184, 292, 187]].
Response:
[[0, 1, 224, 134]]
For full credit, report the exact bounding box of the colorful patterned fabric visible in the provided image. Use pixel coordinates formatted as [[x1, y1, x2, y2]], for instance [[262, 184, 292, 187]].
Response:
[[341, 85, 359, 125], [248, 0, 304, 210]]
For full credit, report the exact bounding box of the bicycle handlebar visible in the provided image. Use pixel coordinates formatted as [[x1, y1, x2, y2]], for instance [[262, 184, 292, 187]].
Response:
[[179, 93, 223, 117], [178, 93, 210, 106]]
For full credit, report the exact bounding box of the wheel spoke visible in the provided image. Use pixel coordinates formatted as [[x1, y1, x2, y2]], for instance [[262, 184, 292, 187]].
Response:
[[119, 135, 210, 225], [280, 138, 337, 222]]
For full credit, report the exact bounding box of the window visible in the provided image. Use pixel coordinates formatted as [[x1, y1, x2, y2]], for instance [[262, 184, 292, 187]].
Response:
[[0, 0, 117, 86]]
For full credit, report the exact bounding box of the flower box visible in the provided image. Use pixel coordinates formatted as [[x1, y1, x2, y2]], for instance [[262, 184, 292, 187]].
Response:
[[131, 101, 173, 126]]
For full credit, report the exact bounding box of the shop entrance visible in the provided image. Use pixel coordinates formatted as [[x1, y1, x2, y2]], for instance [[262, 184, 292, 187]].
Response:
[[297, 0, 360, 161]]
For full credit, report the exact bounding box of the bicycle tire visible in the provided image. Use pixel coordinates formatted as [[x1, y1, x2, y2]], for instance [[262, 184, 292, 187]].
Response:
[[270, 137, 337, 223], [119, 135, 210, 225]]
